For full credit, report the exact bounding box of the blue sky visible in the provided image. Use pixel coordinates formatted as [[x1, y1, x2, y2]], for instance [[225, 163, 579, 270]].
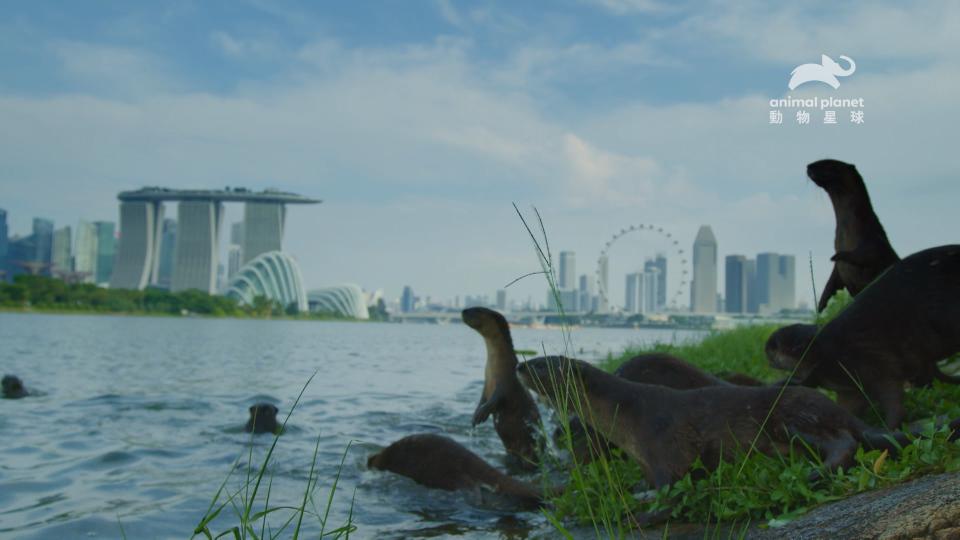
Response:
[[1, 0, 958, 308]]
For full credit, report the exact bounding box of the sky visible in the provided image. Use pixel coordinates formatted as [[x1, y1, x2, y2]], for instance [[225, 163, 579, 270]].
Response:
[[0, 0, 957, 308]]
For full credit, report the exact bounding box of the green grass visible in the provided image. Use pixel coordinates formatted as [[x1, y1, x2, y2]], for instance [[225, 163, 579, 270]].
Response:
[[192, 373, 357, 540], [599, 323, 782, 382]]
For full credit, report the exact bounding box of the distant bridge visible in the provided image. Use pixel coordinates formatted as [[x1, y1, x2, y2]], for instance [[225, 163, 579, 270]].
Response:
[[390, 311, 579, 324]]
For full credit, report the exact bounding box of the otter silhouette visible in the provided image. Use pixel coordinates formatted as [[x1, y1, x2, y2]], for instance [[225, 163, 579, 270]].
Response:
[[244, 403, 280, 434], [2, 375, 28, 399]]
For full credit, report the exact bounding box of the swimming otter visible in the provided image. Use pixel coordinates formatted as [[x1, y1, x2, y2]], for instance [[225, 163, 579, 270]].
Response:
[[462, 307, 542, 468], [2, 375, 28, 399], [807, 159, 899, 312], [244, 403, 280, 434], [519, 356, 921, 488], [767, 245, 960, 428], [367, 433, 544, 510]]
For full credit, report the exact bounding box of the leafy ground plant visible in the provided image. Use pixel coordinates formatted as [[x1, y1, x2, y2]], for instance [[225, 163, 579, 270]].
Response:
[[192, 373, 357, 540]]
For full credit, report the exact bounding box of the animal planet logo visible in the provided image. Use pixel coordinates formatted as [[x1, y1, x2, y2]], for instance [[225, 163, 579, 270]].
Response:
[[769, 54, 864, 126], [788, 54, 856, 90]]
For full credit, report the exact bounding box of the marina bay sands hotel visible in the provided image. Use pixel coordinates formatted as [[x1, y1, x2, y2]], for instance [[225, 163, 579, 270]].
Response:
[[110, 187, 319, 293]]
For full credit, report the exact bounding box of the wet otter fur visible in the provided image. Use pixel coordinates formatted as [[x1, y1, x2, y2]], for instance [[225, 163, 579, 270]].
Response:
[[462, 307, 542, 468], [2, 375, 28, 399], [767, 245, 960, 428], [366, 433, 544, 510], [519, 356, 929, 489], [808, 159, 899, 312], [244, 403, 280, 434], [559, 354, 767, 464]]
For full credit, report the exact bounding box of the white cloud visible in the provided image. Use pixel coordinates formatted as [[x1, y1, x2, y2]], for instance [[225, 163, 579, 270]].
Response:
[[50, 41, 178, 97], [583, 0, 671, 15]]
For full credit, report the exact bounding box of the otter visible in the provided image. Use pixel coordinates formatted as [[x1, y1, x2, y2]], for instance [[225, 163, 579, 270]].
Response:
[[807, 159, 899, 312], [462, 307, 542, 468], [559, 354, 767, 464], [767, 245, 960, 428], [244, 403, 280, 434], [367, 433, 544, 510], [2, 375, 28, 399], [518, 356, 926, 489]]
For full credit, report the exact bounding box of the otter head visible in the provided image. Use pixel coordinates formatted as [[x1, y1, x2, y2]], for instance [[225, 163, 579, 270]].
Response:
[[806, 159, 863, 195], [245, 403, 280, 434], [2, 375, 26, 399], [367, 449, 386, 469], [765, 324, 819, 375], [517, 356, 589, 411], [461, 307, 510, 339]]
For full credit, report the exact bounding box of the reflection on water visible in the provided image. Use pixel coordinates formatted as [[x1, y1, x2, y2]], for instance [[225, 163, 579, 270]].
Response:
[[0, 313, 703, 539]]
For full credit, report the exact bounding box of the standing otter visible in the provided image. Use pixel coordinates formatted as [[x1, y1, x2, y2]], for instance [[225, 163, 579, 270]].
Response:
[[519, 356, 922, 488], [244, 403, 280, 434], [808, 159, 899, 312], [461, 307, 542, 468], [2, 375, 28, 399], [367, 433, 544, 510], [767, 245, 960, 428]]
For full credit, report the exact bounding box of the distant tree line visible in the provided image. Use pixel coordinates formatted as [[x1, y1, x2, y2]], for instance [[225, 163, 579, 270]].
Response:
[[0, 275, 351, 320], [0, 275, 245, 316]]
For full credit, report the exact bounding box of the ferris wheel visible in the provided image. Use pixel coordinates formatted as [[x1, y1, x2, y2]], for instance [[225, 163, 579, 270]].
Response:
[[595, 224, 689, 311]]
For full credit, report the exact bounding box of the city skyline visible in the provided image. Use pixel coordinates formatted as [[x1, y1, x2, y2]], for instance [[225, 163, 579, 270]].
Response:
[[1, 2, 958, 306], [0, 204, 808, 312]]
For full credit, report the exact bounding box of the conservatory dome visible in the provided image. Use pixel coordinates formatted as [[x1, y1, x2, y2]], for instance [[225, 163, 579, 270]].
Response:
[[225, 251, 308, 313], [307, 284, 369, 320]]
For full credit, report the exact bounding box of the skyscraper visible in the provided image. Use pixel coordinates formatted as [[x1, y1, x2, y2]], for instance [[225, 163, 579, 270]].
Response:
[[690, 225, 718, 313], [242, 203, 284, 264], [74, 221, 98, 283], [779, 255, 796, 310], [644, 254, 667, 310], [643, 268, 659, 314], [597, 254, 609, 313], [112, 201, 164, 290], [227, 245, 242, 281], [625, 272, 643, 314], [755, 253, 797, 314], [172, 201, 223, 293], [33, 218, 54, 275], [94, 221, 116, 285], [52, 226, 72, 273], [558, 251, 576, 290], [0, 208, 8, 281], [724, 255, 748, 313], [578, 274, 595, 314], [156, 219, 177, 289], [401, 286, 415, 313], [496, 289, 507, 311]]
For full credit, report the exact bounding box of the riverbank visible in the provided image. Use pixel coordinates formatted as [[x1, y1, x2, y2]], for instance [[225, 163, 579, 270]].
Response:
[[545, 323, 960, 535]]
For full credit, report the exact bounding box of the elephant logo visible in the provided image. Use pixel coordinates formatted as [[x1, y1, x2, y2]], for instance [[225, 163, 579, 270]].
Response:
[[788, 55, 856, 90]]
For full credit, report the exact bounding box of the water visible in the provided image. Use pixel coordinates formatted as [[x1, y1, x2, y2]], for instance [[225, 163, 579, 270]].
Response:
[[0, 313, 704, 539]]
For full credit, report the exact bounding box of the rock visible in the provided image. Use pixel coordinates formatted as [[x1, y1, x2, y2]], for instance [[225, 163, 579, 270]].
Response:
[[752, 472, 960, 539]]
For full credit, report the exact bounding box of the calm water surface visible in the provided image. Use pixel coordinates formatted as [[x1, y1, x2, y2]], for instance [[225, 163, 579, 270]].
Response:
[[0, 313, 704, 539]]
